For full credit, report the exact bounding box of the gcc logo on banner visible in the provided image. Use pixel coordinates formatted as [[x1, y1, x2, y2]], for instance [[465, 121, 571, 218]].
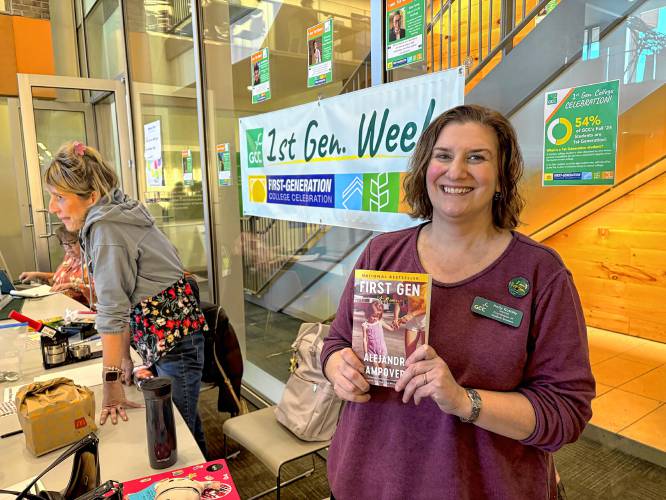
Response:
[[246, 128, 264, 168]]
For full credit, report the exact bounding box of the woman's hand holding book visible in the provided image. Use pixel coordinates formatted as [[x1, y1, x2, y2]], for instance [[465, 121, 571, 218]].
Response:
[[325, 348, 371, 403]]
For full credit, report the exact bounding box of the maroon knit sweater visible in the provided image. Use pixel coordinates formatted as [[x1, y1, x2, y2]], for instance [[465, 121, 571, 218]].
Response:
[[321, 224, 595, 500]]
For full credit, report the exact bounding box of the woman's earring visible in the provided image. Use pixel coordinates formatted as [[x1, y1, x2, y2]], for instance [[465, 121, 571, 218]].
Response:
[[493, 192, 502, 201]]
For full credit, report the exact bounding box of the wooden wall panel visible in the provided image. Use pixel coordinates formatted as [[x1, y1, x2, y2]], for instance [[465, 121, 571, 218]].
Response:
[[0, 15, 55, 97], [545, 173, 666, 343], [0, 16, 19, 96], [12, 16, 55, 98]]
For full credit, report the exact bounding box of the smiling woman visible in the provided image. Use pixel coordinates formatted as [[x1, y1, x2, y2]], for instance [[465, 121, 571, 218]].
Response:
[[321, 105, 595, 499], [403, 104, 525, 230], [424, 122, 500, 225]]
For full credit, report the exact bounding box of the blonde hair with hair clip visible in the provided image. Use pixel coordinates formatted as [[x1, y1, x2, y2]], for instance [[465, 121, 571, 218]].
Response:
[[44, 141, 119, 201]]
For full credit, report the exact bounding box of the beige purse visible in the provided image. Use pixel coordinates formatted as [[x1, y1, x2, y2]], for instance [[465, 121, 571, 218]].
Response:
[[275, 323, 343, 441]]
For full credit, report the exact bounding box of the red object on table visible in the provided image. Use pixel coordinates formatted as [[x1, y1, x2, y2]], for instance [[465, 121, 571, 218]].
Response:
[[122, 459, 240, 500], [7, 310, 57, 336]]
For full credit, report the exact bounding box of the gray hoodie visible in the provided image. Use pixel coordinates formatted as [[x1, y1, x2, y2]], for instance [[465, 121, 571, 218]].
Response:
[[80, 188, 183, 334]]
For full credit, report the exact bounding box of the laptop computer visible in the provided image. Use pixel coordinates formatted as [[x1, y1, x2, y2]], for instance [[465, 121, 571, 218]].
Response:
[[0, 251, 51, 296], [0, 269, 18, 295], [0, 251, 27, 288], [1, 269, 53, 296]]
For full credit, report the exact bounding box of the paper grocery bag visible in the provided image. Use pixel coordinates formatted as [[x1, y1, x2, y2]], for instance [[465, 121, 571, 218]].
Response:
[[16, 377, 97, 456]]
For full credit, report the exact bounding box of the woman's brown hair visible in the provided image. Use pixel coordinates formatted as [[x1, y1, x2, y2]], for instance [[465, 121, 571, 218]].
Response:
[[402, 104, 525, 229], [44, 141, 119, 201], [55, 226, 79, 246]]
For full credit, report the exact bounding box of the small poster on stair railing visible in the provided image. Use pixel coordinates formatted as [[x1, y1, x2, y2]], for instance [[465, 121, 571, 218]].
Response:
[[307, 18, 334, 88], [251, 48, 271, 104], [385, 0, 425, 71], [543, 80, 620, 186]]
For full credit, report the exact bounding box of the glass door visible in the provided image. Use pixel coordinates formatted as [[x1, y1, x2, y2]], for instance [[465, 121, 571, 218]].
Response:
[[32, 101, 95, 269], [17, 74, 132, 272]]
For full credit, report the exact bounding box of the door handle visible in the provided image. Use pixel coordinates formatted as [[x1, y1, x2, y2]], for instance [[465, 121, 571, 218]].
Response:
[[36, 209, 55, 238]]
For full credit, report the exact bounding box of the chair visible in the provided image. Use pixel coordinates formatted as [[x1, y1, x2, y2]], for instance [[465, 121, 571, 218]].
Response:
[[223, 406, 330, 500]]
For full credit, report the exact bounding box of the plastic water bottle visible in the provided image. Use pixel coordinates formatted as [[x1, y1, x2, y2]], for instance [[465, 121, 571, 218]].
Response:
[[142, 377, 177, 469]]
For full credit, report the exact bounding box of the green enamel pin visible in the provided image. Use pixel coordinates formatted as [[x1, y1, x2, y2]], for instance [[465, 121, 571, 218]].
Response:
[[508, 277, 530, 298]]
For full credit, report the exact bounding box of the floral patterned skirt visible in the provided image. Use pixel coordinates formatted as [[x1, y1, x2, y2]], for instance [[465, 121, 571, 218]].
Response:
[[129, 277, 208, 366]]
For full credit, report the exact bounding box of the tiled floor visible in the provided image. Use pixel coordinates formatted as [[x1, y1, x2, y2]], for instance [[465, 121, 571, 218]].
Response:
[[588, 327, 666, 452]]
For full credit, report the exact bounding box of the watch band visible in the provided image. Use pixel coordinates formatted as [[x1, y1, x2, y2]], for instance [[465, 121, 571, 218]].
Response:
[[103, 371, 121, 382], [102, 366, 123, 383], [459, 388, 482, 423]]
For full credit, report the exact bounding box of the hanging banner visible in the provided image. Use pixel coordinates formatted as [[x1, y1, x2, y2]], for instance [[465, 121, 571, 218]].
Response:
[[239, 68, 465, 231], [543, 80, 619, 186], [182, 149, 193, 185], [216, 143, 232, 187], [251, 48, 271, 104], [386, 0, 425, 70], [307, 19, 333, 88]]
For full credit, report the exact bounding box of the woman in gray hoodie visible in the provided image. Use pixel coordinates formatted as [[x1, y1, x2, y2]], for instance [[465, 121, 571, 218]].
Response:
[[44, 141, 208, 453]]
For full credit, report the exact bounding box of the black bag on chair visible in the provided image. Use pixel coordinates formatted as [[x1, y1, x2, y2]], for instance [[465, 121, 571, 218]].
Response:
[[0, 433, 120, 500]]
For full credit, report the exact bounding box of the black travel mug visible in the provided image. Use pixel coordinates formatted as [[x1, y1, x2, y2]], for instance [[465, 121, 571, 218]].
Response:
[[142, 377, 178, 469]]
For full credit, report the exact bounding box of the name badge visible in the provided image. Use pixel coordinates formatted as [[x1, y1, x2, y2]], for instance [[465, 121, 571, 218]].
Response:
[[471, 296, 523, 328]]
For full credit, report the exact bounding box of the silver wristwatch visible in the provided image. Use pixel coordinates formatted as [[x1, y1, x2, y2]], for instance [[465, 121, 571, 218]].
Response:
[[459, 388, 482, 423]]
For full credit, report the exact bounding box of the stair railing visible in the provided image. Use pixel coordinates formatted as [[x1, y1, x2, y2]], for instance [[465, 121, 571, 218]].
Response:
[[341, 53, 372, 94], [424, 0, 557, 80], [241, 216, 327, 294]]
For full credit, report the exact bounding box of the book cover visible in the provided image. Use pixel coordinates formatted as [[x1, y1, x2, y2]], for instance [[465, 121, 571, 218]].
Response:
[[352, 269, 432, 387], [122, 459, 240, 500]]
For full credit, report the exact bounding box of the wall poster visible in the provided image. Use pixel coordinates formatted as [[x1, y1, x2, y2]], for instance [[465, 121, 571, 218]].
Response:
[[543, 80, 620, 186], [182, 149, 193, 185], [144, 120, 164, 187]]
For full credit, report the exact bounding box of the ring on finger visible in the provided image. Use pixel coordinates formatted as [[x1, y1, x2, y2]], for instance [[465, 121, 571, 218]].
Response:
[[423, 372, 428, 385]]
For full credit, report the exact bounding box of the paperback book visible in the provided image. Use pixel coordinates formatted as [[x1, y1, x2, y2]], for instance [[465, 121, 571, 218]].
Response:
[[352, 269, 431, 387], [122, 459, 239, 500]]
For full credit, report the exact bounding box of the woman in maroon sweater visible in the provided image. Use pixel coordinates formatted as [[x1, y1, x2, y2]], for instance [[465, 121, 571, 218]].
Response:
[[322, 105, 595, 499]]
